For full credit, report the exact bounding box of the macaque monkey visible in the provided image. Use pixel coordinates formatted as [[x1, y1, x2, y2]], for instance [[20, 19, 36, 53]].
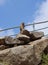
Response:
[[20, 22, 25, 33]]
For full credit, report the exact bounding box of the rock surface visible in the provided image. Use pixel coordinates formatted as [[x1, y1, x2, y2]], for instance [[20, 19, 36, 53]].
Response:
[[0, 38, 5, 45], [16, 34, 30, 43], [5, 36, 24, 45], [5, 36, 16, 45], [21, 29, 30, 36], [0, 37, 48, 65], [30, 31, 44, 41], [44, 45, 48, 54], [0, 45, 6, 50]]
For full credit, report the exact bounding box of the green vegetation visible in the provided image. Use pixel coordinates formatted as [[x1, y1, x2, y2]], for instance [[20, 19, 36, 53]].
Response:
[[40, 53, 48, 65], [0, 61, 9, 65]]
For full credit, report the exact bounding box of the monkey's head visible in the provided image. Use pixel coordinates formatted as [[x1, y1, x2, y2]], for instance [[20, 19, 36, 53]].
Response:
[[21, 22, 25, 27], [20, 22, 25, 33]]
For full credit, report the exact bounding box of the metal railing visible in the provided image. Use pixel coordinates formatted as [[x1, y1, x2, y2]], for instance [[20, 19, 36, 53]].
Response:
[[0, 20, 48, 37]]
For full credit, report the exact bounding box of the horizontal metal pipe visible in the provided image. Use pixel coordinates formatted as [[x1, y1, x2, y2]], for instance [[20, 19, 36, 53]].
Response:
[[34, 27, 48, 31], [0, 20, 48, 32]]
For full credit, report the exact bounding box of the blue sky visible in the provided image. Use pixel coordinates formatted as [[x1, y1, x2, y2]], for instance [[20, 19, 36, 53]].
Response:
[[0, 0, 44, 28], [0, 0, 48, 37]]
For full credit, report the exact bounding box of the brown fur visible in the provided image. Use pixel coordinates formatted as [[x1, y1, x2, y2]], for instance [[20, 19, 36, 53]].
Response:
[[20, 22, 25, 33]]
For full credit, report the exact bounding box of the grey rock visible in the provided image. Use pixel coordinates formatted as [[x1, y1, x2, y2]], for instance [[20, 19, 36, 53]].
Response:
[[30, 31, 44, 41], [0, 63, 4, 65], [21, 29, 30, 36], [5, 36, 15, 45], [13, 38, 24, 45], [16, 34, 30, 43], [5, 36, 24, 45], [44, 45, 48, 54], [0, 45, 6, 50], [5, 36, 18, 48], [0, 37, 48, 65], [0, 38, 5, 45]]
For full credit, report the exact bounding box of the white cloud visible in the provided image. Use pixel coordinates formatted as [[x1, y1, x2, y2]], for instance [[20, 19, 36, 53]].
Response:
[[25, 22, 33, 31], [26, 0, 48, 35], [6, 29, 15, 36], [34, 0, 48, 35], [34, 0, 48, 22], [0, 28, 6, 38], [0, 28, 15, 38]]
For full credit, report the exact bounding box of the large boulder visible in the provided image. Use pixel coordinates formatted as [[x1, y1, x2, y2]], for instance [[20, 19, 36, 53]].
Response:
[[30, 31, 44, 41], [44, 46, 48, 54], [0, 63, 4, 65], [13, 38, 24, 45], [0, 45, 6, 50], [0, 37, 48, 65], [21, 29, 30, 36], [16, 34, 30, 43], [0, 38, 5, 45], [5, 36, 25, 46], [0, 45, 9, 50], [5, 36, 15, 45]]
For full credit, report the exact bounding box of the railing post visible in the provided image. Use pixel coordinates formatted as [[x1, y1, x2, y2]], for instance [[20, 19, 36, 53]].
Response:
[[33, 22, 35, 31]]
